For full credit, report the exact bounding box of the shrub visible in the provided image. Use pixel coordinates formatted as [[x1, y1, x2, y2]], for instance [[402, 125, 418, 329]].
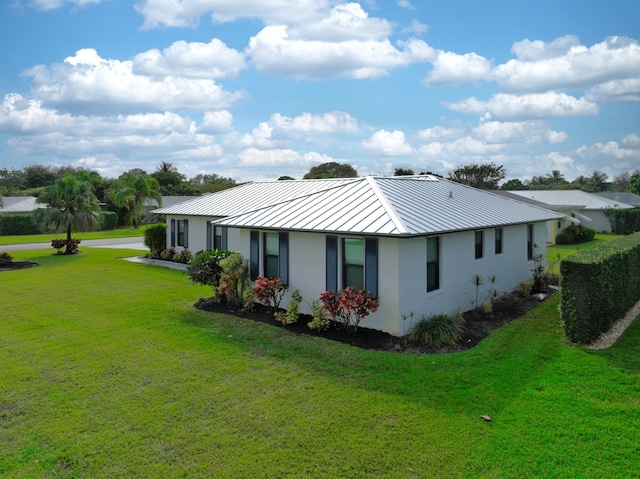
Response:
[[186, 249, 233, 298], [408, 313, 464, 347], [0, 252, 13, 266], [0, 214, 41, 235], [253, 276, 287, 316], [100, 211, 118, 231], [144, 223, 166, 251], [160, 247, 177, 261], [275, 290, 302, 325], [319, 286, 379, 334], [556, 225, 596, 245], [515, 280, 534, 298], [218, 253, 250, 307], [307, 301, 331, 332], [172, 249, 192, 264], [51, 238, 81, 254]]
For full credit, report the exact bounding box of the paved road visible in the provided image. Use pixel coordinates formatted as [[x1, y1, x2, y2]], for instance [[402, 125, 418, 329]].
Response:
[[1, 237, 147, 251]]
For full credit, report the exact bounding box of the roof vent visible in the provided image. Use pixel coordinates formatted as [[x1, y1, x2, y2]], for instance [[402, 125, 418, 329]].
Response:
[[448, 191, 453, 199]]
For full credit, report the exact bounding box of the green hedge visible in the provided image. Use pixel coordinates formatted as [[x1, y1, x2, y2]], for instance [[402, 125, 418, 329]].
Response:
[[0, 214, 41, 235], [608, 208, 640, 235], [144, 223, 166, 251], [99, 211, 118, 231], [560, 232, 640, 344]]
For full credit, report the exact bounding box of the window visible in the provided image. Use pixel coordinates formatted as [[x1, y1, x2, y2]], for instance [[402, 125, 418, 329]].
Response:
[[264, 232, 280, 278], [213, 226, 226, 250], [177, 219, 188, 247], [427, 236, 440, 292], [342, 238, 364, 289], [475, 230, 484, 259], [527, 224, 534, 261], [495, 228, 503, 255]]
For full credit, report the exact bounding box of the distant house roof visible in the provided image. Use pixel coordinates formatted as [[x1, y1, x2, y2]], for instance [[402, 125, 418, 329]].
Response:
[[0, 196, 43, 214], [211, 176, 563, 237], [144, 196, 202, 209], [509, 190, 634, 210], [594, 192, 640, 207]]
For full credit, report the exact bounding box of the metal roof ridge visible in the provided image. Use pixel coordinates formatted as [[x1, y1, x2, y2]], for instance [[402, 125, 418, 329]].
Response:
[[211, 177, 365, 223], [366, 176, 409, 234]]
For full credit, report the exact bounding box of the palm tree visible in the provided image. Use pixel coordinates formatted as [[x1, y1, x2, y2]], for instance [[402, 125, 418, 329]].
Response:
[[546, 170, 567, 187], [34, 174, 102, 253], [112, 170, 162, 228]]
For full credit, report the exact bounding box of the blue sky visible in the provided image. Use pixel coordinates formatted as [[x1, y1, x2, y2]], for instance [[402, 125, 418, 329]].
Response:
[[1, 0, 639, 183]]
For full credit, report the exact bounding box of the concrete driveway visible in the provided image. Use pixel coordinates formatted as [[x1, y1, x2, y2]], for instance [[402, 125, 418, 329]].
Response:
[[2, 237, 147, 251]]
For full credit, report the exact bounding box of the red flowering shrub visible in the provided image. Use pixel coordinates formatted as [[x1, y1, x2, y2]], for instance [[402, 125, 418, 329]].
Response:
[[253, 276, 287, 316], [319, 286, 380, 334], [51, 238, 81, 254]]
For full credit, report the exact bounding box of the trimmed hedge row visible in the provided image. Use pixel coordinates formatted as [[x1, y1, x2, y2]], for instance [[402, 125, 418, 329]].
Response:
[[560, 232, 640, 344], [0, 211, 119, 235], [608, 208, 640, 235], [0, 214, 40, 235]]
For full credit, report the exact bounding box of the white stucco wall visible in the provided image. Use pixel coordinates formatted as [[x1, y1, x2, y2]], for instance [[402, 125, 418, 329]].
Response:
[[224, 223, 548, 337]]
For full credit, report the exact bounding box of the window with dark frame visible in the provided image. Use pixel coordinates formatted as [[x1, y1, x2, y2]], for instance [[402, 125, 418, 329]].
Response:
[[475, 230, 484, 259], [527, 224, 534, 261], [495, 228, 503, 255], [264, 232, 279, 278], [342, 238, 364, 290], [427, 236, 440, 292], [177, 220, 186, 247], [214, 226, 223, 250]]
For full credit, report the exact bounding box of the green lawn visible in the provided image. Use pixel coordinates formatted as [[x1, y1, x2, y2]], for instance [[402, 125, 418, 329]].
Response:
[[0, 226, 149, 246], [1, 246, 639, 478], [546, 233, 625, 275]]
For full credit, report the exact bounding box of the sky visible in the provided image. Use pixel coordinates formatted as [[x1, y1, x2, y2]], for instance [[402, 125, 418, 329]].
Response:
[[1, 1, 639, 183]]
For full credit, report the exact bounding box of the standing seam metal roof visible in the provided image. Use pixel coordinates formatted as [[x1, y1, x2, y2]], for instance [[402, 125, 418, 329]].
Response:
[[214, 176, 564, 236]]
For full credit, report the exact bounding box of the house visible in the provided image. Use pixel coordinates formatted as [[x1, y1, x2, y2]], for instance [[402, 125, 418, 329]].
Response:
[[489, 190, 581, 243], [508, 190, 634, 233], [154, 176, 563, 336], [0, 196, 42, 214], [594, 192, 640, 208]]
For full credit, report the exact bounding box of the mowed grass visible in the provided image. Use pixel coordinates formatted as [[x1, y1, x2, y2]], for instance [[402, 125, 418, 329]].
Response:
[[546, 233, 625, 274], [0, 226, 149, 246], [1, 247, 639, 478]]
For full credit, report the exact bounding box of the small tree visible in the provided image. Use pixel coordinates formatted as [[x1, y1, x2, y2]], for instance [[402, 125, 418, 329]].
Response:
[[34, 174, 102, 254], [319, 286, 379, 334], [218, 253, 250, 307]]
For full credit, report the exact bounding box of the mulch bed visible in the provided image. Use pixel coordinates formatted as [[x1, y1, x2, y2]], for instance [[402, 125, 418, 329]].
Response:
[[195, 290, 556, 354], [0, 261, 39, 272]]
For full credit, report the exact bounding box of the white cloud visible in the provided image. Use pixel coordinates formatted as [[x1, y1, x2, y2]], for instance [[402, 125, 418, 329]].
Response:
[[510, 35, 580, 61], [361, 129, 415, 156], [24, 48, 246, 114], [291, 3, 392, 42], [270, 111, 359, 135], [236, 147, 331, 168], [445, 92, 599, 121], [424, 51, 493, 86], [417, 125, 465, 142], [132, 38, 246, 79], [200, 111, 233, 133], [134, 0, 330, 29], [494, 36, 640, 94], [397, 0, 414, 9], [247, 26, 434, 80], [402, 19, 428, 35], [472, 121, 567, 145], [25, 0, 101, 11]]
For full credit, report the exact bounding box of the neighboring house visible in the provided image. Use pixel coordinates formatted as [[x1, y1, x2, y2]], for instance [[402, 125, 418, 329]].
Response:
[[489, 190, 580, 243], [143, 196, 199, 223], [0, 196, 42, 214], [594, 192, 640, 208], [509, 190, 634, 233], [154, 176, 563, 336]]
